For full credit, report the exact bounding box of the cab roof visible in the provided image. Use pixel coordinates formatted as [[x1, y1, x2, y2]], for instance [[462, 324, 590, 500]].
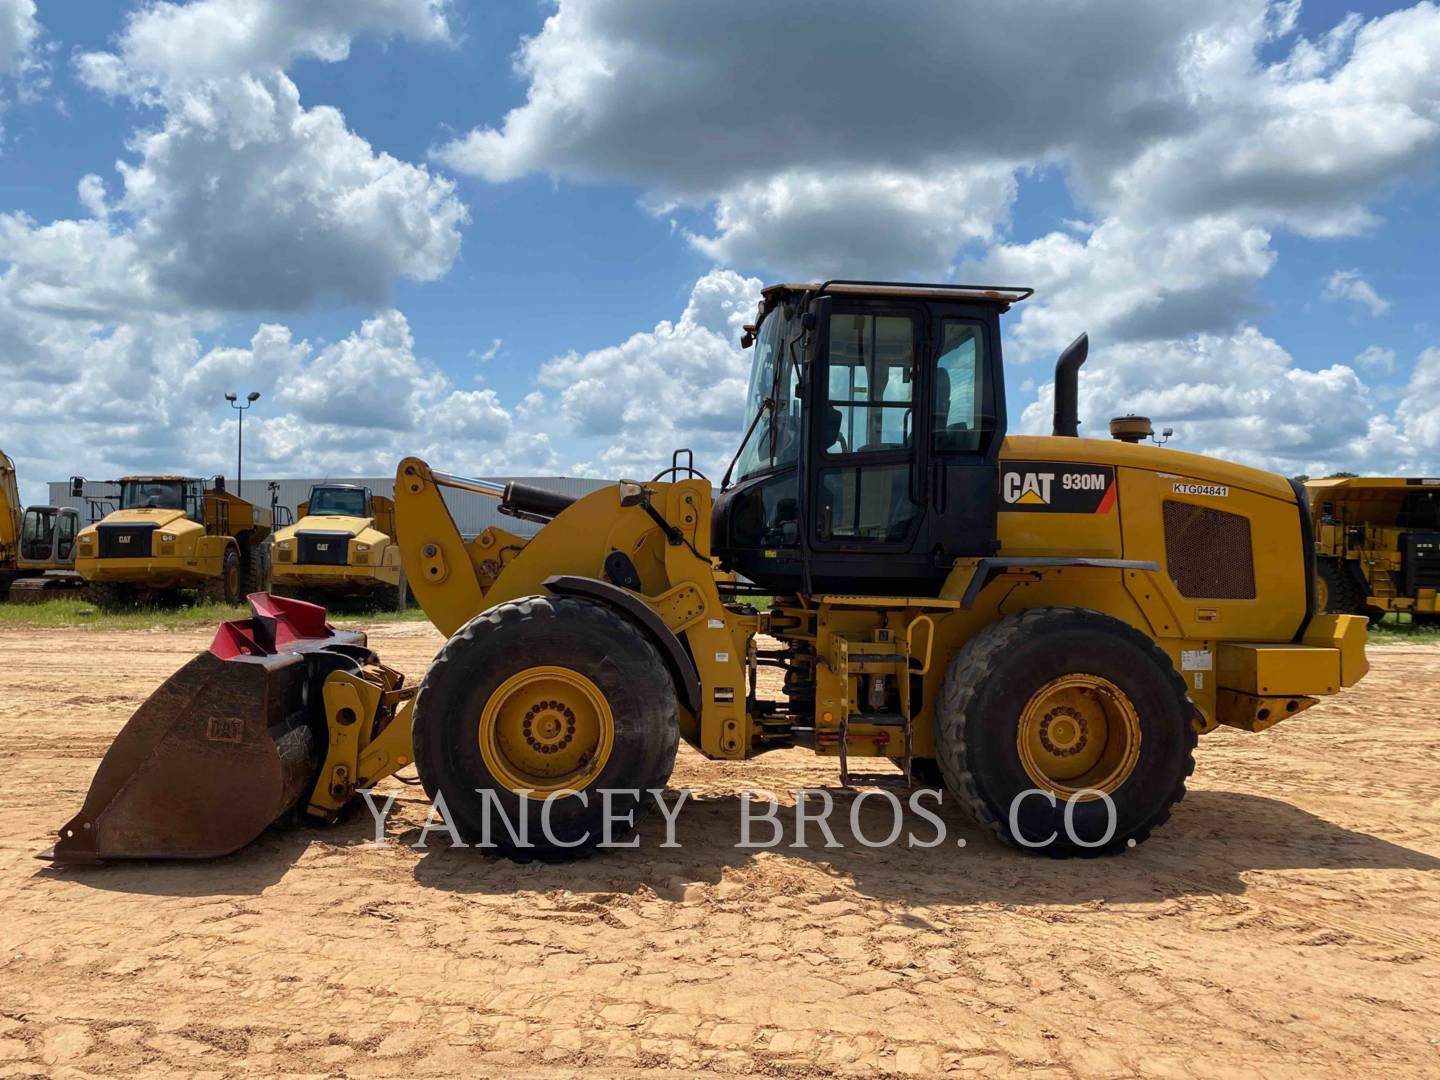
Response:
[[118, 475, 201, 483], [756, 281, 1033, 326], [762, 281, 1032, 306]]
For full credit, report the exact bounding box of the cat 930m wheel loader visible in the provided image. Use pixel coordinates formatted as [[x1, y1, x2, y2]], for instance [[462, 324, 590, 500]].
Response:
[[45, 281, 1369, 864]]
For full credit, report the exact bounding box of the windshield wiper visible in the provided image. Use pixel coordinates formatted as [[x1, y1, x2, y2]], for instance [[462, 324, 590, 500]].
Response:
[[720, 397, 773, 491]]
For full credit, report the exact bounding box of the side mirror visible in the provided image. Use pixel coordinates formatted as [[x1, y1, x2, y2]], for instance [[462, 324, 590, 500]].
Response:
[[212, 475, 226, 492], [802, 296, 832, 365], [618, 481, 646, 507], [69, 476, 85, 498], [740, 332, 754, 349]]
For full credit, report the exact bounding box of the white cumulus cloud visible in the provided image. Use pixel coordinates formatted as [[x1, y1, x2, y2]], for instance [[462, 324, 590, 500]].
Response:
[[1324, 269, 1391, 317], [76, 0, 452, 97]]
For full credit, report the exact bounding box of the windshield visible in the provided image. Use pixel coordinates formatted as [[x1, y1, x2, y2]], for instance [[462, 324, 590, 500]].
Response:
[[121, 480, 184, 511], [733, 305, 801, 482], [309, 487, 368, 516]]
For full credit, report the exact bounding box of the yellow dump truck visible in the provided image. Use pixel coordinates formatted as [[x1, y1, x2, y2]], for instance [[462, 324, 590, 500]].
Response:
[[74, 475, 272, 605], [0, 449, 83, 601], [271, 484, 406, 608], [1309, 476, 1440, 623]]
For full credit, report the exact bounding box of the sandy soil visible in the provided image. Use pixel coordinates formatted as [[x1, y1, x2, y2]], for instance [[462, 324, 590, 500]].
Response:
[[0, 622, 1437, 1078]]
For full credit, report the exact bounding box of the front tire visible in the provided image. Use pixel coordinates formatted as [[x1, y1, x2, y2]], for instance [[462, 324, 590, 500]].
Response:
[[412, 595, 679, 860], [935, 607, 1196, 857]]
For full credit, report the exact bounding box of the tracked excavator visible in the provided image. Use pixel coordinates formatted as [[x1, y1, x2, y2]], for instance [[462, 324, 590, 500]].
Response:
[[0, 450, 84, 602], [46, 281, 1368, 864]]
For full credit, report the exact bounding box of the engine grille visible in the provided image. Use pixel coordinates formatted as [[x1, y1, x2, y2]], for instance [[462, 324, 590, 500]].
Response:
[[297, 530, 351, 566], [1162, 501, 1256, 599], [97, 523, 157, 559], [1401, 531, 1440, 594]]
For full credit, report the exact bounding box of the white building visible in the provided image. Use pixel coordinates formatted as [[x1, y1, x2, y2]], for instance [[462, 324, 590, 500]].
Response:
[[48, 475, 612, 538]]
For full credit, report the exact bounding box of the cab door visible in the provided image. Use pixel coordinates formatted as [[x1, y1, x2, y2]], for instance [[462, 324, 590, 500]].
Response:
[[922, 307, 1004, 559], [801, 299, 948, 593], [810, 302, 927, 554], [19, 508, 54, 562], [55, 509, 78, 567]]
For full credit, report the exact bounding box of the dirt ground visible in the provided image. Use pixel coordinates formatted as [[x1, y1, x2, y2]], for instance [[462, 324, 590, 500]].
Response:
[[0, 623, 1437, 1078]]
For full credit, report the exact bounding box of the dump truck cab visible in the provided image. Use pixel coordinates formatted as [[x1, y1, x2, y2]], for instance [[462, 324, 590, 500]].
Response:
[[272, 484, 405, 607], [1309, 476, 1440, 622], [74, 474, 272, 604], [49, 279, 1371, 866]]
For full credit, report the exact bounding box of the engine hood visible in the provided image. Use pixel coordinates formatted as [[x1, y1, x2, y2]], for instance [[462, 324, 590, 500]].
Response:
[[1000, 435, 1295, 501], [86, 507, 195, 532], [277, 514, 384, 545]]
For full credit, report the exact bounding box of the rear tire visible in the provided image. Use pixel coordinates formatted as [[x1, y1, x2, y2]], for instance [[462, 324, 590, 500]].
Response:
[[242, 544, 270, 596], [935, 607, 1196, 857], [1317, 558, 1363, 615], [412, 595, 679, 860], [203, 548, 242, 604]]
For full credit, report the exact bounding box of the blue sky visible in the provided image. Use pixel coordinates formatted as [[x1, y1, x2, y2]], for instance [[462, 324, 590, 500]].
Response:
[[1, 0, 1437, 502]]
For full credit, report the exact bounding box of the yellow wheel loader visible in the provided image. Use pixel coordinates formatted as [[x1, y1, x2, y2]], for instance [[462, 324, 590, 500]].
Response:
[[1308, 476, 1440, 623], [46, 281, 1369, 864], [73, 475, 272, 606], [1, 450, 84, 602], [272, 484, 407, 609]]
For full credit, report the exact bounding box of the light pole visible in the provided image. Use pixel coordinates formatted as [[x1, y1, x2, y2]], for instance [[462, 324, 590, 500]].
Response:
[[224, 391, 261, 499]]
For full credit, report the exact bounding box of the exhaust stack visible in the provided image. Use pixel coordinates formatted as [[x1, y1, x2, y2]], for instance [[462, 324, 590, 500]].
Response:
[[1052, 333, 1089, 438]]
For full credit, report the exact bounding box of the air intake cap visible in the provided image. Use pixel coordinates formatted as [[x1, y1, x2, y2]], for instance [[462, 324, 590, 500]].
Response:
[[1110, 415, 1153, 443]]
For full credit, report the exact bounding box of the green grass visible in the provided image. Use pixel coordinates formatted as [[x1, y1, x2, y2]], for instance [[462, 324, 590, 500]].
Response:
[[0, 595, 431, 631], [1366, 614, 1440, 644]]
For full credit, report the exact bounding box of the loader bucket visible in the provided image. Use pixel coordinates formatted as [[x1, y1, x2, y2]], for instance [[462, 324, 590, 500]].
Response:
[[43, 593, 370, 864]]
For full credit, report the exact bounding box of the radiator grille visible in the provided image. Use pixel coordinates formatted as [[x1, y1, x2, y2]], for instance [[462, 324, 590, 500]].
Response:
[[97, 523, 157, 559], [1401, 531, 1440, 594], [297, 530, 351, 566], [1162, 501, 1256, 599]]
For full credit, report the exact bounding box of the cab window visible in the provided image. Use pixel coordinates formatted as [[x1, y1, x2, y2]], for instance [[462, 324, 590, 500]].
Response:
[[309, 487, 369, 516], [823, 313, 915, 455], [933, 321, 988, 453], [57, 513, 77, 560], [121, 480, 184, 511]]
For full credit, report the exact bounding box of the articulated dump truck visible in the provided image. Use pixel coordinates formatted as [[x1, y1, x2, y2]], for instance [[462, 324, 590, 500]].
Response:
[[46, 281, 1369, 864], [74, 475, 272, 605], [271, 484, 406, 609]]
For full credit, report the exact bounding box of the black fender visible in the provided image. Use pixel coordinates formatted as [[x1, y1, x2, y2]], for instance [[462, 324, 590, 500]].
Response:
[[542, 575, 703, 719]]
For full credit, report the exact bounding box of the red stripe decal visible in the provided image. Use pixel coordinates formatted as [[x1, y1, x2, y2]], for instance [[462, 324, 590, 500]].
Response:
[[1096, 482, 1117, 514]]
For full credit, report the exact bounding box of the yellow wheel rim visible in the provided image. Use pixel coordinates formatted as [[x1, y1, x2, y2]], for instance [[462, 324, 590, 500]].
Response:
[[1017, 674, 1142, 800], [478, 666, 614, 798], [228, 561, 240, 596], [1315, 573, 1329, 612]]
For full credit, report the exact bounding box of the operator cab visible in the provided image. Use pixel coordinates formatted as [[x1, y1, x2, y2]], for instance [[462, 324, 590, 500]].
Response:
[[19, 506, 79, 566], [713, 281, 1032, 595], [306, 484, 372, 518], [119, 477, 207, 521]]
